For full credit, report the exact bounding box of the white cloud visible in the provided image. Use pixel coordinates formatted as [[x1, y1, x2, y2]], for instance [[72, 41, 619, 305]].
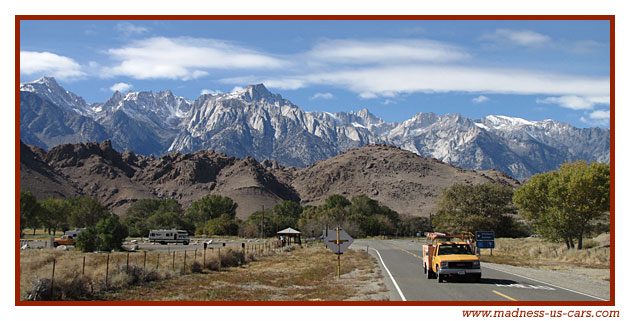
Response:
[[103, 37, 286, 80], [201, 89, 222, 95], [483, 29, 551, 46], [536, 95, 609, 110], [109, 82, 132, 92], [472, 95, 489, 104], [382, 99, 397, 105], [580, 109, 610, 127], [262, 65, 609, 98], [588, 110, 610, 120], [311, 92, 333, 100], [115, 22, 149, 35], [20, 51, 85, 80], [307, 39, 469, 64], [231, 86, 244, 92]]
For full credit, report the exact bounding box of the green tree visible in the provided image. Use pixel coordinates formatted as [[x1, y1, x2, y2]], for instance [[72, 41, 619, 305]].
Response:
[[40, 198, 71, 235], [75, 227, 99, 252], [20, 191, 42, 236], [186, 195, 238, 230], [433, 183, 518, 236], [96, 214, 128, 251], [68, 196, 109, 228], [123, 199, 191, 236], [514, 161, 610, 249], [203, 214, 240, 236]]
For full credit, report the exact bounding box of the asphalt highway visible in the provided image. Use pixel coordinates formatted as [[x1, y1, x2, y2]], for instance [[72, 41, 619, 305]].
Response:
[[351, 239, 608, 302]]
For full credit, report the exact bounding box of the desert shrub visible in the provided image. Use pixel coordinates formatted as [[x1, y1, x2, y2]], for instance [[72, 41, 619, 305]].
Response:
[[581, 239, 600, 249], [220, 249, 245, 267], [25, 277, 57, 301], [25, 272, 93, 301], [204, 256, 221, 271], [190, 261, 203, 273]]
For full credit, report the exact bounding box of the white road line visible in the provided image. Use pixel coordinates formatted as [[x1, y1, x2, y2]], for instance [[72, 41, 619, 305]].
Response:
[[372, 248, 407, 301], [483, 265, 607, 301]]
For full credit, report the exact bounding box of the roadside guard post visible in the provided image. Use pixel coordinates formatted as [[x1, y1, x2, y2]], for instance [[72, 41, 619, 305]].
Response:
[[475, 231, 495, 256], [324, 225, 354, 278]]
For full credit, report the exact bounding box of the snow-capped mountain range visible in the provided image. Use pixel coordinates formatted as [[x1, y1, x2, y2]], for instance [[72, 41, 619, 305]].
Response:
[[20, 77, 610, 180]]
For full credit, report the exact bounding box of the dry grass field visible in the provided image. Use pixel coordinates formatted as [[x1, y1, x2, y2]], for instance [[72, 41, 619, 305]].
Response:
[[19, 243, 387, 301], [479, 234, 610, 275]]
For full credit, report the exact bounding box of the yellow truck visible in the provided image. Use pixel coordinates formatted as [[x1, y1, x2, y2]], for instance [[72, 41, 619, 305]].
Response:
[[53, 234, 76, 247], [422, 232, 481, 283]]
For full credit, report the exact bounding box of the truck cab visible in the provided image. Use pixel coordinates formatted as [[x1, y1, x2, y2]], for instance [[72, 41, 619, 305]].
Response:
[[423, 233, 481, 283]]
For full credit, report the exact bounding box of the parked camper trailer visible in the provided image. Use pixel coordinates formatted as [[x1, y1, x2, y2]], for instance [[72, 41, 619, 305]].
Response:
[[149, 229, 190, 245]]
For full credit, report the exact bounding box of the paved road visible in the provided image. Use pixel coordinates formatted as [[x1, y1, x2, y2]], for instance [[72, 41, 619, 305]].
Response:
[[351, 239, 607, 302]]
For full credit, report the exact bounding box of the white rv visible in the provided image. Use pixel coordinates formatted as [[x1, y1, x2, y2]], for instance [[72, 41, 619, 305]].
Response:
[[149, 229, 190, 245]]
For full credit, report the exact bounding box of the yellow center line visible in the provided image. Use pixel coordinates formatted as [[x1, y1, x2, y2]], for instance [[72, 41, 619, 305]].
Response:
[[385, 242, 424, 260], [493, 290, 518, 301]]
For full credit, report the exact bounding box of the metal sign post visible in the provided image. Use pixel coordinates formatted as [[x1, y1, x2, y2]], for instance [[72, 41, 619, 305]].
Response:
[[324, 225, 354, 279]]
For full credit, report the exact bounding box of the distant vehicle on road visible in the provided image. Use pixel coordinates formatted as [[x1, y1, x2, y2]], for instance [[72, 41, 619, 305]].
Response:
[[149, 229, 190, 245]]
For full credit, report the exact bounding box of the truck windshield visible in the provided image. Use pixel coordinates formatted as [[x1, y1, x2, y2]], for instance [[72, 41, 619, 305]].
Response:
[[437, 244, 473, 255]]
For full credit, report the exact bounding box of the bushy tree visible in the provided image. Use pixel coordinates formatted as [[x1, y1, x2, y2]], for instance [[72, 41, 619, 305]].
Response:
[[76, 214, 128, 252], [40, 198, 70, 235], [202, 214, 240, 236], [514, 161, 610, 249], [296, 194, 400, 238], [123, 199, 192, 236], [433, 183, 519, 237], [68, 196, 109, 228], [75, 227, 99, 252], [20, 191, 42, 236], [96, 214, 128, 251], [186, 195, 238, 231]]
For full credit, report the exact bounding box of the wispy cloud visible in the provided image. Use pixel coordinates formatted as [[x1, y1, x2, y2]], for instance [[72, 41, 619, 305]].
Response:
[[201, 89, 222, 96], [109, 82, 132, 92], [103, 37, 286, 80], [115, 22, 149, 36], [536, 95, 609, 110], [472, 95, 489, 104], [247, 65, 608, 99], [307, 39, 469, 64], [482, 29, 551, 47], [20, 51, 85, 80], [580, 109, 610, 127], [311, 92, 333, 100]]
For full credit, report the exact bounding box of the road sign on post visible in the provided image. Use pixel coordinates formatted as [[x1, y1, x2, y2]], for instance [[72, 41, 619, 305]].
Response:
[[324, 227, 353, 254], [475, 231, 495, 256], [476, 231, 495, 241], [324, 226, 354, 278]]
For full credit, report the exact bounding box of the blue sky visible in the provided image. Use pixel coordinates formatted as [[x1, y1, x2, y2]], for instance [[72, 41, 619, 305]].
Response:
[[19, 19, 611, 128]]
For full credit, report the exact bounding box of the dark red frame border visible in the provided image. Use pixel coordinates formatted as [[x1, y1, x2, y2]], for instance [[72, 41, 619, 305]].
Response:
[[15, 14, 615, 307]]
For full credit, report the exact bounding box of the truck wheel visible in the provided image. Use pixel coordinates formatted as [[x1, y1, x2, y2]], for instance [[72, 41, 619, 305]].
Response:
[[474, 275, 482, 283], [437, 268, 444, 283], [183, 241, 189, 245], [53, 242, 58, 247], [423, 264, 427, 274]]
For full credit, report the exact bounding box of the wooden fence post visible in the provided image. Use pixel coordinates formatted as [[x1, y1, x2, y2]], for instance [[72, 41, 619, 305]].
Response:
[[82, 256, 86, 277], [105, 254, 110, 287], [50, 258, 56, 299]]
